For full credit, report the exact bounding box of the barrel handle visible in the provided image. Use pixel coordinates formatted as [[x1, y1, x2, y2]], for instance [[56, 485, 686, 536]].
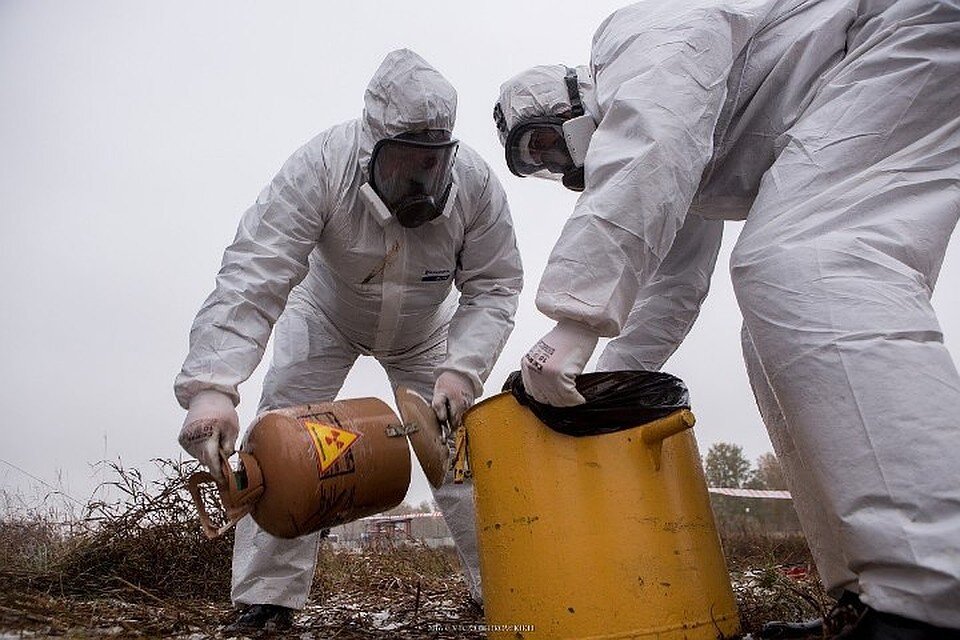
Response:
[[641, 409, 696, 471]]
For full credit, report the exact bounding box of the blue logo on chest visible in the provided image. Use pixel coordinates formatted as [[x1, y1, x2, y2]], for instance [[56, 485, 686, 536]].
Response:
[[421, 269, 452, 282]]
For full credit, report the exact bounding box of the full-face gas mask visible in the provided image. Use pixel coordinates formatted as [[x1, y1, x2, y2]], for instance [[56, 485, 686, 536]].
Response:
[[494, 67, 596, 192], [363, 129, 459, 228]]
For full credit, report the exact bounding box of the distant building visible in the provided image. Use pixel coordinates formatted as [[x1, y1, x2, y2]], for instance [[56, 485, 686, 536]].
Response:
[[329, 512, 453, 550], [707, 487, 802, 536]]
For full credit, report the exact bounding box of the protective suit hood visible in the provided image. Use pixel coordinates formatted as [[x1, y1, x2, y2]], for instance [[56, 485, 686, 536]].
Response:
[[494, 64, 599, 146], [360, 49, 458, 168]]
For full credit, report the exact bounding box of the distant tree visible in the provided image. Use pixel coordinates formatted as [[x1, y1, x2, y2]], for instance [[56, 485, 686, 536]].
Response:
[[384, 500, 438, 516], [746, 452, 787, 490], [415, 500, 437, 513], [704, 442, 752, 488]]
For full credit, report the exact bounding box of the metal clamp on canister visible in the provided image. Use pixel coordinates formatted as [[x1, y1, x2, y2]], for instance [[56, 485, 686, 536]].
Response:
[[452, 424, 470, 484]]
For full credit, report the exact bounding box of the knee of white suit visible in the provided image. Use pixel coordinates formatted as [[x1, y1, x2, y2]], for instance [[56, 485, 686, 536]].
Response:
[[731, 240, 942, 368]]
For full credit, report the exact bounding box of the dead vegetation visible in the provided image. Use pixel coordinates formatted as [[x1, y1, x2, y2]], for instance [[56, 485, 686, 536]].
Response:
[[1, 460, 826, 638], [0, 460, 481, 638], [723, 531, 831, 635]]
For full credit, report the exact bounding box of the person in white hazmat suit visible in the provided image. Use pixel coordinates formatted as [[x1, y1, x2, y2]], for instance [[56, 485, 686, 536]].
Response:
[[493, 1, 960, 638], [175, 48, 522, 631]]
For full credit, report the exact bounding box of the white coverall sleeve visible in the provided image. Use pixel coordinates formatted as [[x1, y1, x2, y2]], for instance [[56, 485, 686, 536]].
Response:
[[597, 213, 723, 372], [536, 3, 758, 336], [440, 168, 523, 395], [175, 145, 328, 408]]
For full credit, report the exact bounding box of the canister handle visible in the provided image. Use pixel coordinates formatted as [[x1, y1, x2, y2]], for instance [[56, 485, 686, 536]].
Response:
[[187, 454, 260, 539], [188, 469, 231, 539], [641, 409, 696, 471]]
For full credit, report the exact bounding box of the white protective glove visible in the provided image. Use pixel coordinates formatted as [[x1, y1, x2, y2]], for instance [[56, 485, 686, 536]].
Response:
[[178, 390, 240, 483], [431, 371, 477, 429], [521, 319, 600, 407]]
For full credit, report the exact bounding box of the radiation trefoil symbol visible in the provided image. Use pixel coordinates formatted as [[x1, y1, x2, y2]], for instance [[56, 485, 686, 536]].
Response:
[[303, 420, 361, 474]]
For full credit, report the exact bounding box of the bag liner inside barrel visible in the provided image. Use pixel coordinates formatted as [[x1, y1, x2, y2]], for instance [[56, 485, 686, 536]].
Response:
[[503, 370, 690, 437]]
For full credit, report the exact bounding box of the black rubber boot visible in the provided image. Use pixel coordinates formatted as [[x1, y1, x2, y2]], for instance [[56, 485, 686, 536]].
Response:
[[758, 591, 865, 639], [224, 604, 295, 634], [832, 608, 960, 640], [758, 591, 960, 640], [758, 617, 824, 639]]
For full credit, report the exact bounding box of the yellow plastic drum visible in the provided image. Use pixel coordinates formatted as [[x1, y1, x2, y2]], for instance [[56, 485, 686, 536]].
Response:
[[465, 392, 741, 640]]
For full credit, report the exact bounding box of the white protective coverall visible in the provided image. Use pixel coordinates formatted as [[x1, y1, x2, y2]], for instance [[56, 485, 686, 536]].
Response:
[[498, 0, 960, 627], [175, 49, 522, 609]]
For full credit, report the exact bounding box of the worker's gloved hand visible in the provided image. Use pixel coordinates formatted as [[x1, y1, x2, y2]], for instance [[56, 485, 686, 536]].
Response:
[[178, 390, 239, 483], [431, 371, 476, 429], [521, 319, 600, 407]]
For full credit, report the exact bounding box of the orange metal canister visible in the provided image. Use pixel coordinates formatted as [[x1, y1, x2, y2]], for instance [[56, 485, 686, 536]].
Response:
[[189, 397, 415, 539]]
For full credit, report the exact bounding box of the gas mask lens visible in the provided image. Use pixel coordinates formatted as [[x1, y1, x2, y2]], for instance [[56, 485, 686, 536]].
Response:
[[370, 133, 459, 228], [506, 121, 575, 180]]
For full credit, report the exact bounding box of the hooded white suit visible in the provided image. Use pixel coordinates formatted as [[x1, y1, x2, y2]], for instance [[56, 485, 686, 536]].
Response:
[[176, 49, 522, 608], [497, 0, 960, 627]]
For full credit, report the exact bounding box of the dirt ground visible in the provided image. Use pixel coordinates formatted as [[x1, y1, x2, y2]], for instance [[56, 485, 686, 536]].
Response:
[[1, 545, 485, 639], [0, 461, 829, 638], [0, 540, 829, 639]]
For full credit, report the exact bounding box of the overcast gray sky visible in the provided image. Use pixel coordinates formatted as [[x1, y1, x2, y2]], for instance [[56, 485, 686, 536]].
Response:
[[3, 1, 959, 510]]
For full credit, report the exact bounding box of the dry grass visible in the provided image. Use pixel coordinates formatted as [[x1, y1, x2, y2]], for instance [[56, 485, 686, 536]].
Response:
[[1, 460, 828, 638], [0, 460, 481, 638], [0, 460, 235, 636], [722, 531, 831, 635]]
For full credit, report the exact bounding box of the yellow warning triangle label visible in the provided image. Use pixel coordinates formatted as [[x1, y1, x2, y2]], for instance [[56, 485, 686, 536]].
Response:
[[303, 420, 360, 474]]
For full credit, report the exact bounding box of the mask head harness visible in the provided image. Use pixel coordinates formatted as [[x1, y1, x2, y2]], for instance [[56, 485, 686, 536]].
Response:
[[494, 66, 594, 192], [368, 129, 459, 228]]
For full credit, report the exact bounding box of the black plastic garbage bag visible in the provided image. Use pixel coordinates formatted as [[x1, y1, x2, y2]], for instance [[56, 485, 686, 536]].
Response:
[[503, 370, 690, 437]]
